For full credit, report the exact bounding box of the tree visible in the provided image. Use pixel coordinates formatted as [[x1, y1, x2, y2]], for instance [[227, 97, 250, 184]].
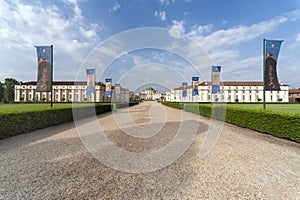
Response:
[[0, 82, 4, 102], [3, 78, 19, 103]]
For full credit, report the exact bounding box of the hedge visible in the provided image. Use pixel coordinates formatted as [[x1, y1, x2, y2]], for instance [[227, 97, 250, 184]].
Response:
[[163, 102, 300, 143], [0, 102, 139, 139]]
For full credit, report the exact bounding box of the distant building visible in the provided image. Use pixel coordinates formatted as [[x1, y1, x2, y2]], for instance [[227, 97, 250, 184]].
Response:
[[289, 88, 300, 103], [165, 81, 289, 103], [14, 81, 134, 103], [139, 87, 161, 101]]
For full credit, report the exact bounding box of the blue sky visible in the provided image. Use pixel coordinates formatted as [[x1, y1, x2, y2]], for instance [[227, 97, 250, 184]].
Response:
[[0, 0, 300, 92]]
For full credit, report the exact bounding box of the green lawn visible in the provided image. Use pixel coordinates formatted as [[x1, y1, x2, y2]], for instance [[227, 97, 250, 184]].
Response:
[[0, 103, 98, 114], [225, 103, 300, 114]]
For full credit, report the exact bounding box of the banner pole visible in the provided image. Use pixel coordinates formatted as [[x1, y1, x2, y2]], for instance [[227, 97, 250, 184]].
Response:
[[263, 39, 266, 110], [50, 45, 53, 108]]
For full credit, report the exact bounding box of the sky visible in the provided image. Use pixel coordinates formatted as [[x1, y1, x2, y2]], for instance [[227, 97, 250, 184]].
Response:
[[0, 0, 300, 93]]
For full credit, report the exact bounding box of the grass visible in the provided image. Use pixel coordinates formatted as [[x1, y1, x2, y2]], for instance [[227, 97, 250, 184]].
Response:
[[192, 103, 300, 115], [0, 103, 109, 114], [225, 103, 300, 114]]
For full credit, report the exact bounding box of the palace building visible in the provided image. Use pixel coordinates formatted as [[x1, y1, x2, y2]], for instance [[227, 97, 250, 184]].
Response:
[[139, 87, 162, 101], [289, 88, 300, 103], [165, 81, 289, 103], [14, 81, 134, 103]]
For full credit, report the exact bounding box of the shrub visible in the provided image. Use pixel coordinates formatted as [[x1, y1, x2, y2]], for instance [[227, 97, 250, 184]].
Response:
[[162, 102, 300, 143], [0, 102, 139, 139], [161, 102, 182, 109]]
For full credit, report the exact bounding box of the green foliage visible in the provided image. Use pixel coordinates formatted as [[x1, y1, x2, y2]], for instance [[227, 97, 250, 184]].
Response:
[[3, 78, 19, 103], [161, 102, 182, 109], [224, 108, 300, 142], [0, 102, 139, 139], [0, 82, 4, 102], [162, 102, 300, 143]]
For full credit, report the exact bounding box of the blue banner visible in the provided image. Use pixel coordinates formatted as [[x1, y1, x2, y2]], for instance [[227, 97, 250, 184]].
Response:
[[86, 69, 95, 95], [115, 83, 121, 99], [192, 76, 199, 96], [212, 66, 221, 94], [182, 82, 187, 97], [105, 78, 112, 97], [35, 46, 52, 92], [264, 39, 283, 91]]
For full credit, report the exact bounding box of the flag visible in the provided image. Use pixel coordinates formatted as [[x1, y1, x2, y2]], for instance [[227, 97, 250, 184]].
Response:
[[86, 69, 95, 95], [105, 78, 112, 97], [264, 39, 283, 91], [182, 82, 187, 97], [211, 66, 221, 94], [115, 83, 121, 99], [35, 46, 52, 92], [192, 76, 199, 96]]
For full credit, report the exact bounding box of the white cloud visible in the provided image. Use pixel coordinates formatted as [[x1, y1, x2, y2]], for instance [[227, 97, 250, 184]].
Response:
[[168, 20, 185, 38], [170, 9, 300, 85], [290, 33, 300, 48], [109, 2, 121, 12], [193, 16, 287, 51], [158, 0, 175, 6], [154, 11, 166, 21], [187, 24, 213, 37], [0, 0, 101, 82]]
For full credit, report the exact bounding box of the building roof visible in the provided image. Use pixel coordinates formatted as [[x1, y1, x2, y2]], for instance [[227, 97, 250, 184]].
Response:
[[289, 88, 300, 94], [173, 81, 289, 90], [19, 81, 105, 86], [174, 85, 193, 90], [198, 81, 289, 87]]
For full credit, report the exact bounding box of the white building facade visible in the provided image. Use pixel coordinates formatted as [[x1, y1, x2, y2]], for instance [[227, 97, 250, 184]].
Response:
[[14, 81, 134, 103], [165, 82, 289, 103], [139, 87, 161, 101]]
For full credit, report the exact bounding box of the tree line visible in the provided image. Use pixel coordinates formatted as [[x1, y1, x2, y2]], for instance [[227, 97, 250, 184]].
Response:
[[0, 78, 19, 103]]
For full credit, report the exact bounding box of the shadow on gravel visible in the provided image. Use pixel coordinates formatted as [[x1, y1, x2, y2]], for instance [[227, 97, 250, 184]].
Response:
[[0, 116, 211, 199], [0, 121, 76, 151]]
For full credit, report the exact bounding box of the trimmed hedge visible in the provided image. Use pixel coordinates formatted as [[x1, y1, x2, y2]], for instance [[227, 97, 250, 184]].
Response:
[[0, 102, 139, 139], [163, 102, 300, 143], [161, 102, 183, 109]]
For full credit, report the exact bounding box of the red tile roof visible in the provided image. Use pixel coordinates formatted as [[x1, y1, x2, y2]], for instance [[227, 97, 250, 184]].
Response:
[[199, 81, 288, 86], [19, 81, 105, 86], [289, 88, 300, 94]]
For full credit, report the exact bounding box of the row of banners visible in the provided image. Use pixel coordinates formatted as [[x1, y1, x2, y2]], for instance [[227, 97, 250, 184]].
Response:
[[35, 39, 283, 96], [183, 66, 221, 97]]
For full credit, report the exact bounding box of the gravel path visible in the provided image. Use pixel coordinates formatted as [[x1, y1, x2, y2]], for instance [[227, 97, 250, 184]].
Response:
[[1, 101, 300, 199]]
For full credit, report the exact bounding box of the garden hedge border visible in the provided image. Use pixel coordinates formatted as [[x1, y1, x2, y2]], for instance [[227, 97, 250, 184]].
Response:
[[0, 102, 139, 139], [162, 102, 300, 143]]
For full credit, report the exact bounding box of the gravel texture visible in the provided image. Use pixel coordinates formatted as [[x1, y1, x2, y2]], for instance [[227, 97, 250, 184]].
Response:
[[0, 101, 300, 199]]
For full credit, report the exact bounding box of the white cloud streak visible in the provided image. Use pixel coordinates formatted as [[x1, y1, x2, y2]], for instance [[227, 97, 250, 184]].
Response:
[[109, 2, 121, 12], [154, 11, 166, 21], [0, 0, 101, 81]]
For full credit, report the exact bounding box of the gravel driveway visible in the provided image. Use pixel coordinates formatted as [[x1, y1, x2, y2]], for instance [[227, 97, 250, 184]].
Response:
[[1, 101, 299, 199]]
